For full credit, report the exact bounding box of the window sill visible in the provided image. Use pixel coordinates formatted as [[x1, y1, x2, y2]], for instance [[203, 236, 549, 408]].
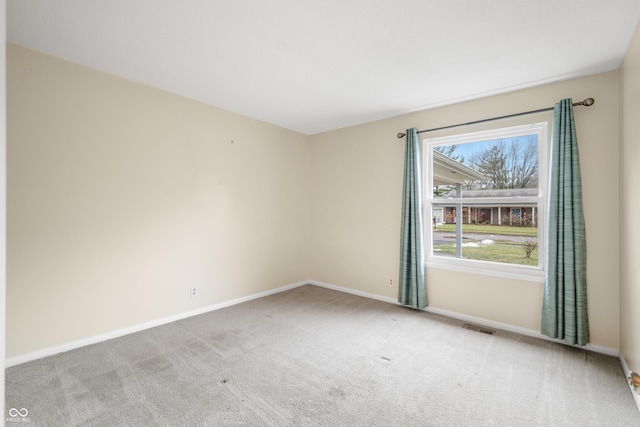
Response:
[[426, 257, 545, 283]]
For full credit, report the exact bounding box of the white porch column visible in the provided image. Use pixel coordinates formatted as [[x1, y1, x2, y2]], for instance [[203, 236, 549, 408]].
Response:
[[532, 206, 536, 227], [456, 183, 463, 258]]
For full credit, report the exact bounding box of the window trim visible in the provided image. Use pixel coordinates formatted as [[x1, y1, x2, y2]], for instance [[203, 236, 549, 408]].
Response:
[[423, 122, 548, 282]]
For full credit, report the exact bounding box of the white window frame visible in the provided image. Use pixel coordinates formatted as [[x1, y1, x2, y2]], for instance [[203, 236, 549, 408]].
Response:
[[424, 123, 548, 282]]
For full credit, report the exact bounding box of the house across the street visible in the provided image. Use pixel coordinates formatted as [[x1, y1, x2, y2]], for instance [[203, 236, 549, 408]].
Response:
[[435, 188, 538, 226]]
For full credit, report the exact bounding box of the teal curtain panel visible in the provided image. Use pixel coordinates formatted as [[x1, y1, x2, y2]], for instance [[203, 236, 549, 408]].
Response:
[[542, 99, 589, 345], [398, 128, 427, 309]]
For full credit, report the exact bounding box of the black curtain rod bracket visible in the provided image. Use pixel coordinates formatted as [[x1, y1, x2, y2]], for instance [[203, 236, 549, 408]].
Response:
[[396, 97, 595, 139]]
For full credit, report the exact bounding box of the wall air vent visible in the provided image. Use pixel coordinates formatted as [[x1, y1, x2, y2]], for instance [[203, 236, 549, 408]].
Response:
[[462, 324, 496, 335]]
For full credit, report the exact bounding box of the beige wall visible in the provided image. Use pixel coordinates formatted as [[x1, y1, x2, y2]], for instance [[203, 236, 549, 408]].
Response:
[[7, 44, 311, 357], [310, 71, 621, 349], [620, 21, 640, 373]]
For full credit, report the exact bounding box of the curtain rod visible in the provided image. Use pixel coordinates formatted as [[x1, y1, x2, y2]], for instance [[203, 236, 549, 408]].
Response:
[[396, 97, 595, 139]]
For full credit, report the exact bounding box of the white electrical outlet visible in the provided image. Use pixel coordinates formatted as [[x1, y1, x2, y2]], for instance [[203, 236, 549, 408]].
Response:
[[389, 278, 394, 287], [190, 286, 199, 298]]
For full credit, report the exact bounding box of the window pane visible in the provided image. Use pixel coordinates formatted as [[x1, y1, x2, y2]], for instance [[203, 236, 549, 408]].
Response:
[[432, 135, 539, 197], [429, 130, 541, 268], [431, 204, 539, 266]]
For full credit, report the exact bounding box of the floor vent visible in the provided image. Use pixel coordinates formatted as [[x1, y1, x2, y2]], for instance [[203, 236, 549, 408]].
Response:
[[462, 324, 496, 335]]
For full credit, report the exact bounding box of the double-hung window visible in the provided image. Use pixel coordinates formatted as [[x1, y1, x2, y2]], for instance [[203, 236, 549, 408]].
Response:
[[424, 123, 548, 281]]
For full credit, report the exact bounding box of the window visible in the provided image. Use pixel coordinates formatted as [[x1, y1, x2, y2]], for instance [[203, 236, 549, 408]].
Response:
[[424, 123, 547, 281]]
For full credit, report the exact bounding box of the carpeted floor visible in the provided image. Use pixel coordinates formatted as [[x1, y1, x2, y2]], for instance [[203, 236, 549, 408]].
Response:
[[5, 284, 640, 426]]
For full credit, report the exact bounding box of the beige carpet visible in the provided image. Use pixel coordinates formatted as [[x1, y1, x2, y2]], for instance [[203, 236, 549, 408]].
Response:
[[5, 284, 640, 426]]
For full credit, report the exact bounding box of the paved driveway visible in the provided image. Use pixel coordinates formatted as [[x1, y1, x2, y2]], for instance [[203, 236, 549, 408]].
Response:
[[433, 230, 536, 245]]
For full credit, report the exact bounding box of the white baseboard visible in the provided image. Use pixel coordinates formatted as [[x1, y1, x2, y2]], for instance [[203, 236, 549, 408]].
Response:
[[6, 279, 622, 369], [309, 280, 398, 305], [5, 280, 310, 368], [619, 352, 640, 414], [309, 280, 619, 357]]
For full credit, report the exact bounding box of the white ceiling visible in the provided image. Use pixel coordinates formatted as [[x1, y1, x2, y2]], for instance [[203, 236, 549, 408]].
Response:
[[7, 1, 640, 135]]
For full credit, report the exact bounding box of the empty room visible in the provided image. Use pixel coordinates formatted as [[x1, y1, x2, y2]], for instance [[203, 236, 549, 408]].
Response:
[[3, 1, 640, 426]]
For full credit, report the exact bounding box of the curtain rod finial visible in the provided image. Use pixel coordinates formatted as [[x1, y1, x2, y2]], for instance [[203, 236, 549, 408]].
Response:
[[397, 132, 406, 139], [583, 98, 595, 107]]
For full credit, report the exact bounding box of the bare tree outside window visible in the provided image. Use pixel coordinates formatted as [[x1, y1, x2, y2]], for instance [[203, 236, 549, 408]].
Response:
[[467, 137, 538, 190]]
